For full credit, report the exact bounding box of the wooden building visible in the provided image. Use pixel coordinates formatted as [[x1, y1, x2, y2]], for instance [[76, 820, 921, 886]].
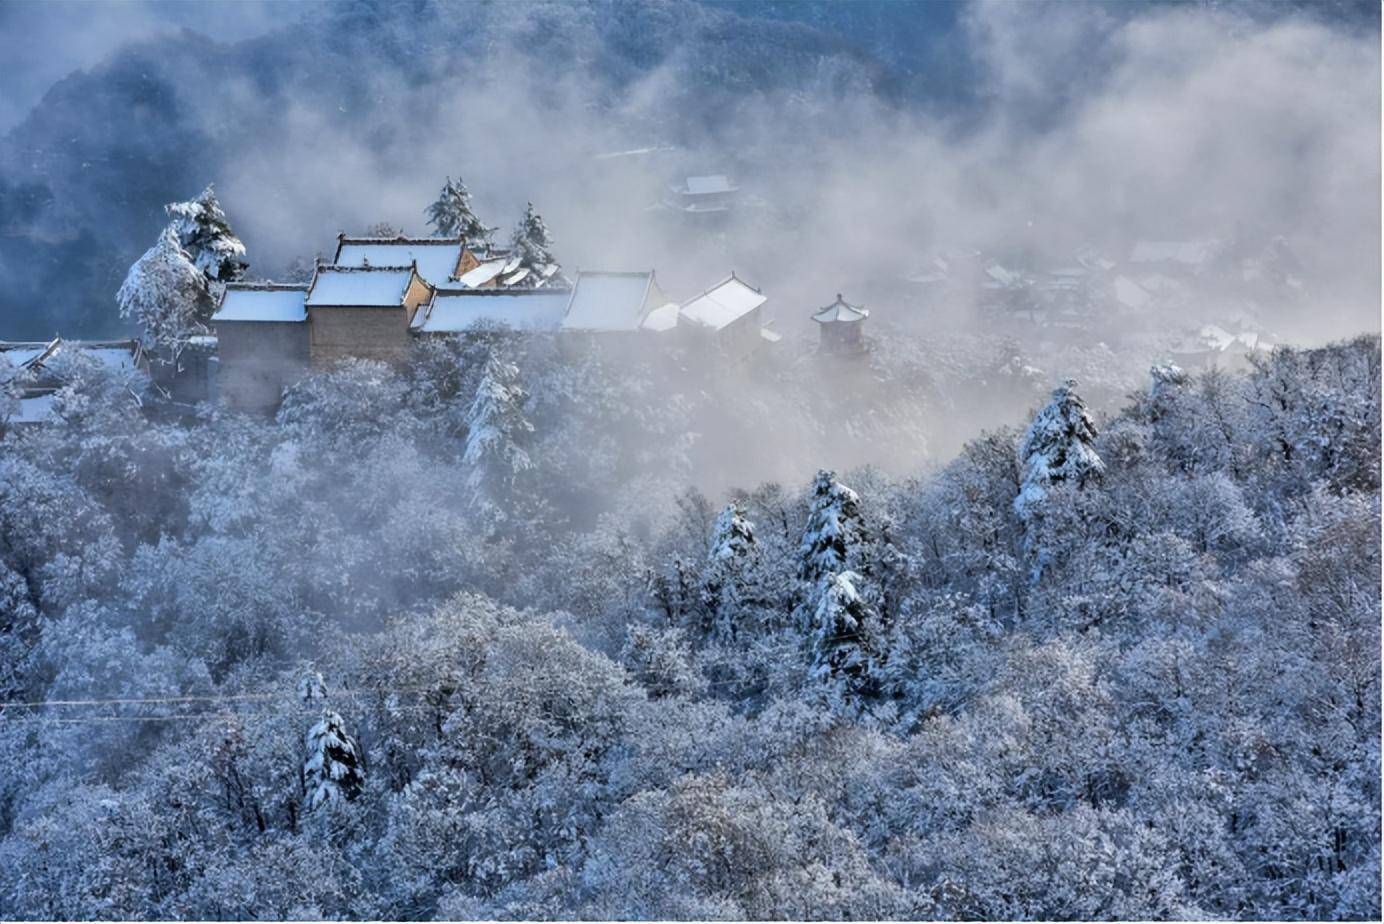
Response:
[[675, 272, 771, 361], [211, 283, 310, 413], [304, 263, 434, 366], [812, 294, 869, 355]]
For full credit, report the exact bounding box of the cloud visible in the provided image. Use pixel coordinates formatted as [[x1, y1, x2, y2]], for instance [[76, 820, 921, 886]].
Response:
[[0, 0, 304, 133]]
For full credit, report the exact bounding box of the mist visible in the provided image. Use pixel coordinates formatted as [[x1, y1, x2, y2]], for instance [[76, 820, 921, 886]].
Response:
[[1, 0, 1379, 471]]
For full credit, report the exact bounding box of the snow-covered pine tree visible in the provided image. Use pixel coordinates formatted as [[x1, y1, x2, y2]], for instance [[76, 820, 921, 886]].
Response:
[[298, 669, 327, 704], [425, 176, 495, 248], [1147, 363, 1188, 422], [798, 469, 868, 586], [303, 709, 365, 812], [809, 570, 880, 704], [701, 503, 758, 641], [116, 226, 213, 347], [1014, 378, 1104, 522], [509, 202, 565, 283], [164, 185, 248, 287], [463, 352, 534, 500]]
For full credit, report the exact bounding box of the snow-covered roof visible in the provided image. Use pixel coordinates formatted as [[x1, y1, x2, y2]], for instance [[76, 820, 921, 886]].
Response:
[[811, 294, 869, 324], [678, 273, 766, 331], [456, 258, 510, 288], [333, 238, 463, 285], [759, 327, 782, 343], [306, 266, 418, 308], [7, 393, 54, 425], [984, 263, 1021, 287], [0, 338, 144, 373], [683, 175, 737, 196], [1169, 324, 1268, 356], [214, 284, 308, 323], [410, 290, 569, 333], [641, 302, 681, 333], [560, 271, 664, 332], [0, 342, 55, 370], [1130, 240, 1219, 267], [1113, 275, 1151, 310]]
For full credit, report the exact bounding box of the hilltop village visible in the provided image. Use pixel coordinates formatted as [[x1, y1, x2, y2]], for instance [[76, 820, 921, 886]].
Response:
[[214, 235, 806, 413], [1, 181, 880, 421], [0, 177, 1293, 426]]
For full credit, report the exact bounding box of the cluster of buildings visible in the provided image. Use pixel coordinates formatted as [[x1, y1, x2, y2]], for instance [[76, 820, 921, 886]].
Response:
[[210, 233, 869, 413], [906, 236, 1286, 368]]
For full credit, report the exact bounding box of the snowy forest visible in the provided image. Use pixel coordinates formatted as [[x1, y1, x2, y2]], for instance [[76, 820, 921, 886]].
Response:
[[1, 0, 1382, 920], [0, 318, 1379, 918]]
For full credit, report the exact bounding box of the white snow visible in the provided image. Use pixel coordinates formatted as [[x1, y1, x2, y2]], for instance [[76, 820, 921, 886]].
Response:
[[1130, 240, 1219, 267], [560, 271, 660, 332], [678, 275, 766, 330], [811, 295, 869, 324], [334, 241, 463, 285], [214, 287, 308, 323], [411, 291, 569, 333], [683, 174, 737, 195], [10, 393, 54, 424], [455, 259, 511, 288], [306, 267, 415, 307], [641, 302, 681, 332], [1113, 275, 1151, 310]]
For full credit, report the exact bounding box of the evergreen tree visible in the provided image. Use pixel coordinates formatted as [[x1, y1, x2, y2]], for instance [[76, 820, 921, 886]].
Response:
[[425, 176, 495, 248], [509, 202, 564, 282], [463, 352, 534, 500], [303, 709, 364, 812], [116, 226, 211, 347], [701, 503, 758, 641], [1014, 378, 1104, 522], [809, 570, 881, 703], [798, 469, 868, 586], [164, 185, 248, 286]]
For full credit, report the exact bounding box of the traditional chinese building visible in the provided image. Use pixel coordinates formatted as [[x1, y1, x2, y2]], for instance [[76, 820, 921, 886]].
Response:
[[811, 294, 869, 355]]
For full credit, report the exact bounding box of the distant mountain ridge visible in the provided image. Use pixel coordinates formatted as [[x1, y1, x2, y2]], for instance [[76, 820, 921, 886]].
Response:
[[0, 0, 898, 339]]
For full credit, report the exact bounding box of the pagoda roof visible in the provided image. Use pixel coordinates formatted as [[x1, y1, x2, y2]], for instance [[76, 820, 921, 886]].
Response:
[[811, 294, 869, 324]]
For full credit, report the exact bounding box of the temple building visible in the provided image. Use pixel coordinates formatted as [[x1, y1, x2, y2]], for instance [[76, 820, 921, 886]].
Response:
[[811, 294, 869, 355]]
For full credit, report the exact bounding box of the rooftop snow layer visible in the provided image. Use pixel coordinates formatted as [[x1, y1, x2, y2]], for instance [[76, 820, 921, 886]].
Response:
[[335, 240, 462, 284], [455, 259, 510, 288], [1130, 240, 1218, 266], [811, 294, 869, 323], [684, 175, 737, 195], [412, 290, 569, 333], [1113, 276, 1151, 310], [306, 267, 415, 307], [678, 275, 766, 330], [641, 302, 680, 332], [214, 286, 308, 322], [560, 271, 660, 332]]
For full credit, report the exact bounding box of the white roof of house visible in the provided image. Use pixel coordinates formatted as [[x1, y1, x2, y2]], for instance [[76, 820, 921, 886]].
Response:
[[334, 239, 462, 285], [306, 266, 416, 307], [684, 175, 737, 195], [678, 274, 766, 330], [455, 258, 510, 288], [411, 290, 569, 333], [812, 294, 869, 324], [214, 285, 308, 322], [560, 271, 663, 332], [1113, 275, 1151, 310], [9, 394, 54, 424], [641, 302, 681, 332], [0, 338, 143, 373], [1130, 240, 1218, 266], [0, 343, 51, 369]]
